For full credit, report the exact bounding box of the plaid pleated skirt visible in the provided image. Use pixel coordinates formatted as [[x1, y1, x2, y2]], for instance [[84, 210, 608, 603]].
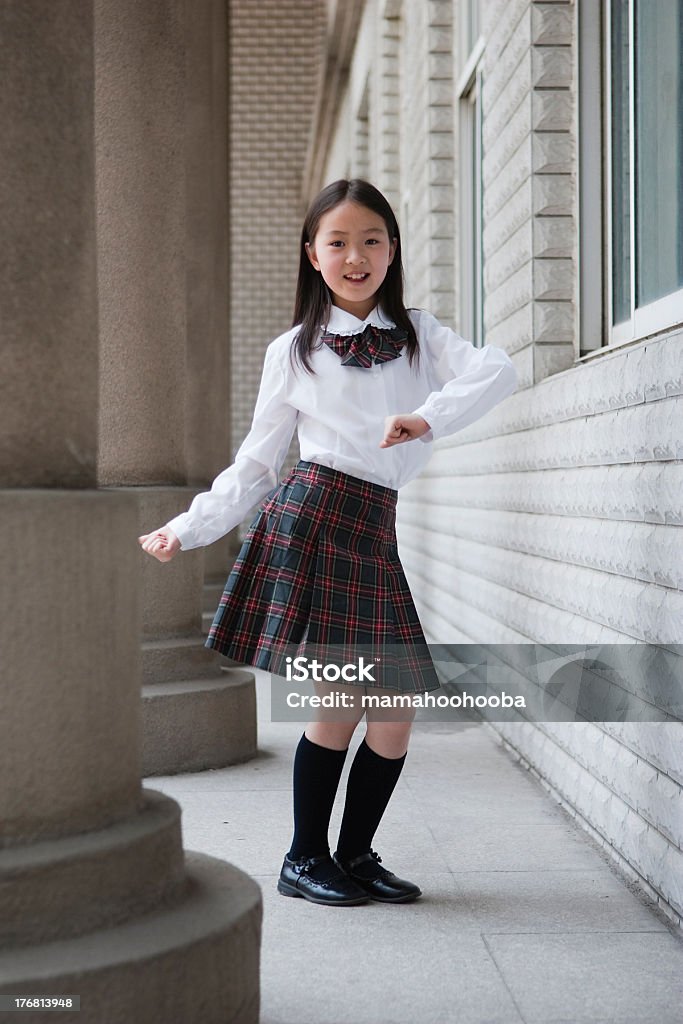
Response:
[[205, 459, 440, 693]]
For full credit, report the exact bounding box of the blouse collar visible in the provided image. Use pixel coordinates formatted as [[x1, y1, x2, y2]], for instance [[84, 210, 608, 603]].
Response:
[[322, 303, 396, 337]]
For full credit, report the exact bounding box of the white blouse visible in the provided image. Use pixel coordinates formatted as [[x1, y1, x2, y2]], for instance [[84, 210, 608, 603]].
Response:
[[164, 304, 517, 550]]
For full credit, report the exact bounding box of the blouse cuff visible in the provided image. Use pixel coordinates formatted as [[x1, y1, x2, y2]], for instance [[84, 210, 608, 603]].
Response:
[[162, 514, 195, 551], [412, 404, 437, 443]]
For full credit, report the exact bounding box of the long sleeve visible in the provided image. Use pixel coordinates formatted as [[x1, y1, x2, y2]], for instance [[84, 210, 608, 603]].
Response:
[[163, 342, 298, 550], [411, 311, 517, 442]]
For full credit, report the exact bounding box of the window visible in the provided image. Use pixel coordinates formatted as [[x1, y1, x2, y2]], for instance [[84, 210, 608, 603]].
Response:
[[353, 80, 370, 180], [401, 192, 412, 299], [599, 0, 683, 350], [456, 0, 484, 347], [458, 0, 480, 71]]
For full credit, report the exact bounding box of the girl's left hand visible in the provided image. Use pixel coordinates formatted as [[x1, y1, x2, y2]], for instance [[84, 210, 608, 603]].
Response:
[[380, 414, 431, 448]]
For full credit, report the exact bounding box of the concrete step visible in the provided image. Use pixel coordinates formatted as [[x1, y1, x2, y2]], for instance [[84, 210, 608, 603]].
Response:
[[142, 669, 257, 776], [202, 580, 222, 635], [0, 791, 184, 948], [202, 581, 224, 613], [0, 851, 262, 1024], [203, 577, 233, 633], [140, 635, 225, 684]]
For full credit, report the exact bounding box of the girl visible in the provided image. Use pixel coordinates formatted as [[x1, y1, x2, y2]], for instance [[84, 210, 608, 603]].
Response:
[[139, 179, 517, 907]]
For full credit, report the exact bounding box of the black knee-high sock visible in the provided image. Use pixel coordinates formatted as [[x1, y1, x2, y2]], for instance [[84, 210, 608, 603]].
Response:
[[287, 733, 348, 861], [335, 738, 406, 862]]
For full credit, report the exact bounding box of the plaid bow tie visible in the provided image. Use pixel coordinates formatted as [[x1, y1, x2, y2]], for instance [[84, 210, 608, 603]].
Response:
[[320, 323, 408, 368]]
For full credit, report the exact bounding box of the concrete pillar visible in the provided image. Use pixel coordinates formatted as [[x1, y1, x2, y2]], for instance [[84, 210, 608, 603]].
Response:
[[0, 4, 260, 1019], [95, 0, 256, 774], [182, 0, 242, 618]]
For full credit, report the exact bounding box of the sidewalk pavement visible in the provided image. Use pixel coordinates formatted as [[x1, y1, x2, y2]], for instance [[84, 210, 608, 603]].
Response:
[[146, 669, 683, 1024]]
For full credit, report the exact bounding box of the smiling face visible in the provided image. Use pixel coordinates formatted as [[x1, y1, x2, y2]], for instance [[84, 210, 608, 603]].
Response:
[[305, 200, 397, 320]]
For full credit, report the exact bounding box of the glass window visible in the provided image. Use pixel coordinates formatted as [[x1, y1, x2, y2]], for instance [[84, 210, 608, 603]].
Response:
[[459, 72, 484, 346], [634, 0, 683, 306], [467, 0, 480, 54], [457, 0, 484, 346], [604, 0, 683, 346], [610, 0, 630, 325]]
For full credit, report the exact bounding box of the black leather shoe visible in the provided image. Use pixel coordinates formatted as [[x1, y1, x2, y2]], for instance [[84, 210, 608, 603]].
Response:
[[277, 852, 369, 906], [333, 849, 422, 903]]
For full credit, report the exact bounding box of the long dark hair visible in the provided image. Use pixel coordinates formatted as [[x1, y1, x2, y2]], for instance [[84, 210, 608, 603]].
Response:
[[291, 179, 419, 375]]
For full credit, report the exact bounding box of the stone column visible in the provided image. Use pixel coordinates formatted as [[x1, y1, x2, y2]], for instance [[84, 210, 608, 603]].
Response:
[[183, 0, 243, 625], [0, 4, 260, 1019], [95, 0, 256, 775]]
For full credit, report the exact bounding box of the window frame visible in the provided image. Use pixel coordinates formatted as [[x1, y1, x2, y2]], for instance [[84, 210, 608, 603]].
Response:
[[579, 0, 683, 364], [456, 25, 485, 347]]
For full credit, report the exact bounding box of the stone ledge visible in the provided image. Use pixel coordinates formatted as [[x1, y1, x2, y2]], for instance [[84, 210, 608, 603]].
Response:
[[142, 669, 257, 776], [0, 791, 185, 948]]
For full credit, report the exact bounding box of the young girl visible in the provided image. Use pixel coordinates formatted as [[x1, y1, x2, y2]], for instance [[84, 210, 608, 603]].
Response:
[[139, 179, 517, 908]]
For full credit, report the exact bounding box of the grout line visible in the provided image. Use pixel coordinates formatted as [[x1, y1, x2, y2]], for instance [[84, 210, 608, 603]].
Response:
[[480, 929, 675, 936], [480, 932, 529, 1024]]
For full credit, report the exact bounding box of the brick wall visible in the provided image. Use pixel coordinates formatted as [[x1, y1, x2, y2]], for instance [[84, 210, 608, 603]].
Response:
[[315, 0, 683, 928], [229, 0, 325, 482]]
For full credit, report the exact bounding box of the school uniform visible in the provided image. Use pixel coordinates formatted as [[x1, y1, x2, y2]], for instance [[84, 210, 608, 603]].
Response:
[[163, 304, 517, 692]]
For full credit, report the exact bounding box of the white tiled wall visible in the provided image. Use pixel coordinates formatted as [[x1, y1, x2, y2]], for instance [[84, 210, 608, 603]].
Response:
[[316, 0, 683, 928]]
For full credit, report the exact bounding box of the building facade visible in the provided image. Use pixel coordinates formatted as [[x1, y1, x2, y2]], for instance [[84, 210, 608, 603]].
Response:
[[297, 0, 682, 929]]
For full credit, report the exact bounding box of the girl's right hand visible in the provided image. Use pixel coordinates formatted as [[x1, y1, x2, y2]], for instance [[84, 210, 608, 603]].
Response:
[[138, 527, 181, 562]]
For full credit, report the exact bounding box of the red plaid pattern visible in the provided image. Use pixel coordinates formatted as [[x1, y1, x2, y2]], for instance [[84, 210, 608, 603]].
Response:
[[320, 324, 408, 368], [205, 460, 440, 692]]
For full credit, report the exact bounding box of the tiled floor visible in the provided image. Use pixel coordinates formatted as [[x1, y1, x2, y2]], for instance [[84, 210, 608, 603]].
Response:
[[147, 670, 683, 1024]]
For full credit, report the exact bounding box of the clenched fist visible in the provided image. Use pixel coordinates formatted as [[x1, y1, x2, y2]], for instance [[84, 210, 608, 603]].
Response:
[[138, 527, 181, 562], [380, 413, 431, 448]]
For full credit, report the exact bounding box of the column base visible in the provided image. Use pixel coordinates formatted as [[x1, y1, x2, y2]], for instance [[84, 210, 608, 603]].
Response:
[[0, 851, 261, 1024], [0, 791, 184, 948]]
